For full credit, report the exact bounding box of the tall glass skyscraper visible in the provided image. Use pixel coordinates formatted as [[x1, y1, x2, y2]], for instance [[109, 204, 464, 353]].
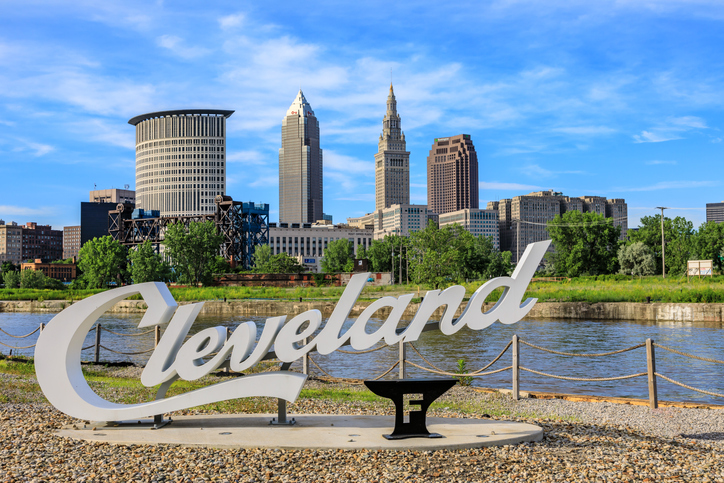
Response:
[[279, 90, 323, 224]]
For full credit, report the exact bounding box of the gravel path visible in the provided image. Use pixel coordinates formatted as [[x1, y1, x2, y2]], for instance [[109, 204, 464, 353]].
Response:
[[1, 371, 724, 482]]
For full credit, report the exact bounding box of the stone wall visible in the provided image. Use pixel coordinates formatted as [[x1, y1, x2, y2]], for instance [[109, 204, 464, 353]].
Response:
[[2, 298, 724, 322]]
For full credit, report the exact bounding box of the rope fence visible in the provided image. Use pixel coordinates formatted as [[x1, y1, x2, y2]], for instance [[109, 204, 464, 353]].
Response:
[[2, 321, 723, 406]]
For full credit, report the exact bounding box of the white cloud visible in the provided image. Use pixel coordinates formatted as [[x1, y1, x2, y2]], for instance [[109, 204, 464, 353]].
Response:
[[226, 150, 268, 165], [479, 182, 545, 191], [157, 35, 210, 59], [324, 150, 374, 174], [645, 160, 677, 165], [669, 115, 707, 129], [615, 180, 717, 191], [551, 126, 616, 135], [633, 130, 682, 143], [219, 13, 245, 30], [13, 138, 54, 156], [0, 205, 54, 216], [519, 164, 587, 177]]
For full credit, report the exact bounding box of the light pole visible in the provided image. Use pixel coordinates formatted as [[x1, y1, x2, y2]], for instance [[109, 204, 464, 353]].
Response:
[[390, 243, 394, 285], [656, 206, 668, 278]]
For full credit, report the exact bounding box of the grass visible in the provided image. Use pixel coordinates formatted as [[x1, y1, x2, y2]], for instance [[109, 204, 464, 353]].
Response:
[[3, 274, 724, 304], [0, 355, 573, 420]]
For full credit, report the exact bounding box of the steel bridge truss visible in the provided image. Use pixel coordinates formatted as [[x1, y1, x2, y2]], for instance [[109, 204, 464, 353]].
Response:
[[109, 196, 269, 269]]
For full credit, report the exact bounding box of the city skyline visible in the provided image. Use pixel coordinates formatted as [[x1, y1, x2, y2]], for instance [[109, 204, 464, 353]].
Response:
[[1, 1, 723, 230]]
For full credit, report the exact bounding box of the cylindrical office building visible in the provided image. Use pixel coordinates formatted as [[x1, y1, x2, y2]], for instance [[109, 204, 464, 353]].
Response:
[[129, 109, 234, 217]]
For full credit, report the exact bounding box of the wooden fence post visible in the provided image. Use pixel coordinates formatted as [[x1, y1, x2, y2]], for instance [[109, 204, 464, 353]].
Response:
[[512, 334, 519, 401], [646, 338, 658, 409], [94, 324, 101, 364], [399, 341, 406, 379], [154, 325, 161, 348]]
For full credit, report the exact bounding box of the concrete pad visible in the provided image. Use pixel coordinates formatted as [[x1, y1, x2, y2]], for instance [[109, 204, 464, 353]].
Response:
[[58, 414, 543, 450]]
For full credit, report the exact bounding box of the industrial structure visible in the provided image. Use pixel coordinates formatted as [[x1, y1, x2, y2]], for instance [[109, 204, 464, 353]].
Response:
[[109, 196, 269, 270]]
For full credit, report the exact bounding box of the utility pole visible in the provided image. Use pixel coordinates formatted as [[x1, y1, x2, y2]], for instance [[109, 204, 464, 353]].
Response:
[[656, 207, 668, 278], [391, 243, 394, 285], [400, 244, 403, 286]]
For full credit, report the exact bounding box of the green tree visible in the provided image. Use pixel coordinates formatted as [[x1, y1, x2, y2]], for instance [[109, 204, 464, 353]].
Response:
[[618, 242, 656, 276], [546, 211, 620, 277], [321, 239, 354, 273], [408, 222, 463, 288], [20, 269, 48, 289], [78, 236, 128, 288], [252, 244, 272, 272], [364, 235, 409, 280], [1, 261, 18, 275], [128, 240, 173, 284], [629, 215, 695, 276], [264, 253, 306, 273], [3, 270, 20, 288], [163, 221, 224, 285], [694, 221, 724, 272]]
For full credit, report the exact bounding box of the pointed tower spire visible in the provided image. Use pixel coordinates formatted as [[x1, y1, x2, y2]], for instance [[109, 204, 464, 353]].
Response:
[[375, 84, 409, 211]]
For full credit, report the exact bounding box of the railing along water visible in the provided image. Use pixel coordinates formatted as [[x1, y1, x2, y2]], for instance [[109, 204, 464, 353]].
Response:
[[2, 323, 723, 405]]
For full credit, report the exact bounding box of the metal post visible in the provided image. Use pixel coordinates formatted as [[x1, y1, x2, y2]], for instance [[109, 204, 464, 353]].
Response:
[[302, 337, 309, 375], [512, 334, 519, 401], [391, 244, 394, 285], [40, 323, 45, 333], [94, 324, 101, 364], [399, 341, 406, 379], [154, 325, 161, 348], [400, 244, 403, 286], [646, 338, 658, 409], [406, 248, 409, 285], [656, 207, 668, 278]]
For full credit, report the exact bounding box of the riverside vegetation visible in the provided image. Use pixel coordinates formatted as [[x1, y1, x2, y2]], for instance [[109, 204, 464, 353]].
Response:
[[2, 275, 724, 304]]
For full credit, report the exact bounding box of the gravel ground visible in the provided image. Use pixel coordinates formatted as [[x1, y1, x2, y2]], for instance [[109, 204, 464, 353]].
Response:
[[1, 369, 724, 482]]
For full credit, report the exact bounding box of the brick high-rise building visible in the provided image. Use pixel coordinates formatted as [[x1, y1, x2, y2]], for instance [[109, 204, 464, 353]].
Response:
[[279, 90, 323, 224], [0, 220, 22, 265], [427, 134, 478, 215], [21, 222, 63, 262], [63, 226, 81, 260], [375, 85, 410, 211], [706, 202, 724, 223], [488, 190, 628, 263]]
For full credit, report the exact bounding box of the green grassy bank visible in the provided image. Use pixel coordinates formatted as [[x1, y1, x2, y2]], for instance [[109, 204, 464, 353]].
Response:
[[0, 356, 553, 420], [2, 275, 724, 304]]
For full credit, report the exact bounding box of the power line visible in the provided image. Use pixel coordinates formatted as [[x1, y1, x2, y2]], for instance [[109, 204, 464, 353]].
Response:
[[510, 216, 628, 227]]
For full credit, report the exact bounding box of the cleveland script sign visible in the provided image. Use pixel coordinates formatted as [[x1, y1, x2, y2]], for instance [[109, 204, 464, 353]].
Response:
[[35, 240, 550, 421]]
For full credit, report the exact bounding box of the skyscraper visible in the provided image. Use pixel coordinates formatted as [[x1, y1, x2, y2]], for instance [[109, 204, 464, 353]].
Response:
[[375, 85, 410, 211], [427, 134, 479, 215], [129, 109, 233, 217], [279, 90, 323, 224]]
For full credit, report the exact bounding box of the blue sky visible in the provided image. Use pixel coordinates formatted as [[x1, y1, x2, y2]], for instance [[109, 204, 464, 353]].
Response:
[[1, 0, 723, 231]]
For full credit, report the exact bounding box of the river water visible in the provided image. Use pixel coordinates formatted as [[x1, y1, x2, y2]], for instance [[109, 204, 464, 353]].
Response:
[[1, 311, 723, 405]]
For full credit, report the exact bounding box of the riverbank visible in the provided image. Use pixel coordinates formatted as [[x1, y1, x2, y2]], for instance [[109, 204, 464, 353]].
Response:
[[1, 363, 723, 481], [4, 297, 724, 322]]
